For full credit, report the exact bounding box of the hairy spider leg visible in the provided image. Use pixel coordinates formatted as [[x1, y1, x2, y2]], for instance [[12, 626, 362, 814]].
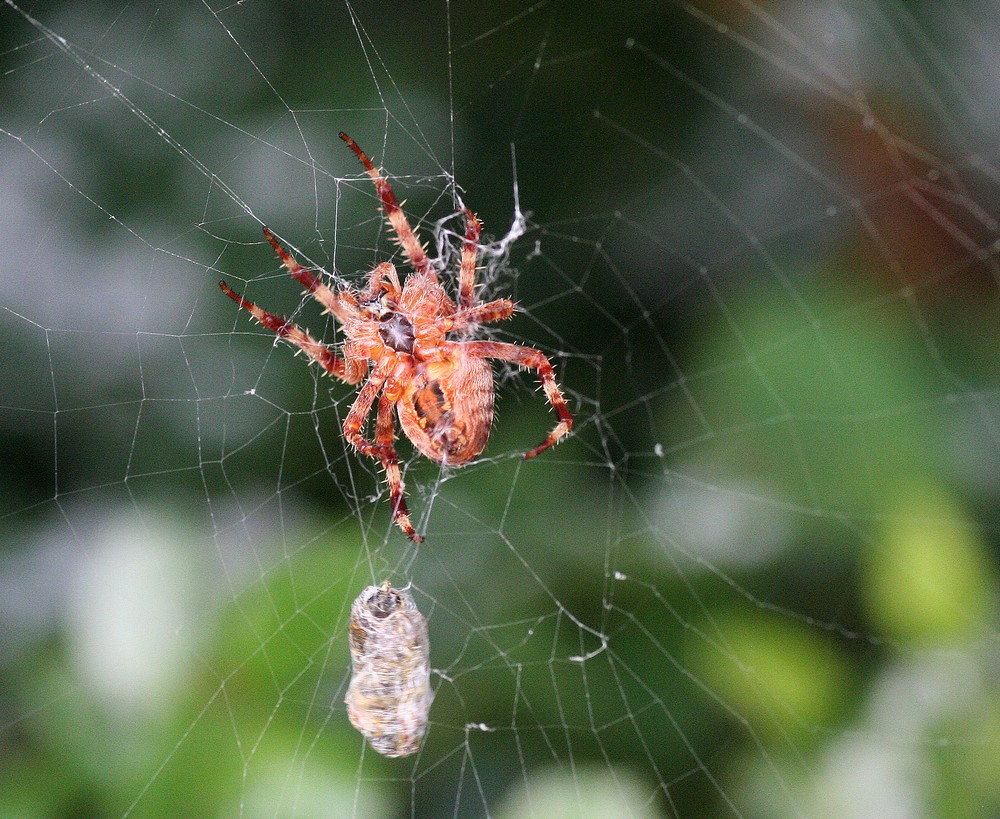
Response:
[[460, 340, 573, 459], [449, 298, 516, 334], [363, 262, 402, 300], [375, 389, 421, 542], [458, 208, 481, 309], [341, 362, 421, 541], [338, 132, 434, 280], [341, 363, 390, 459], [263, 227, 358, 324], [219, 280, 364, 383]]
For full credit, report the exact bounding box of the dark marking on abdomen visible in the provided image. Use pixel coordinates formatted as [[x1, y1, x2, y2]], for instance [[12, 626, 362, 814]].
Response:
[[413, 381, 449, 427]]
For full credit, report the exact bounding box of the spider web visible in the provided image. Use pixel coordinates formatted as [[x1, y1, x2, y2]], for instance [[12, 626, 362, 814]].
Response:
[[3, 0, 1000, 816]]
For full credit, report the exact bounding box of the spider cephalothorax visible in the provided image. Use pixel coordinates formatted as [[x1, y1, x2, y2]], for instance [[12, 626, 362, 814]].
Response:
[[220, 132, 572, 540]]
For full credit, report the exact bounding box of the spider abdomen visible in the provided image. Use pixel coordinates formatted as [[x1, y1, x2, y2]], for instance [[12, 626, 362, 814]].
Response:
[[398, 356, 494, 465]]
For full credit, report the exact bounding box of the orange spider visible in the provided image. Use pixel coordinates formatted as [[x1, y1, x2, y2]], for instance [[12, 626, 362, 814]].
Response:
[[220, 132, 572, 541]]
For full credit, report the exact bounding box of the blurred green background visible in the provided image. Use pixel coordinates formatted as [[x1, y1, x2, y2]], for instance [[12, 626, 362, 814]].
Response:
[[3, 1, 1000, 816]]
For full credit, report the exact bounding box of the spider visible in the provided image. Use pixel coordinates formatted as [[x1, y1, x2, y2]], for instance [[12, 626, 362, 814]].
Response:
[[220, 132, 572, 541]]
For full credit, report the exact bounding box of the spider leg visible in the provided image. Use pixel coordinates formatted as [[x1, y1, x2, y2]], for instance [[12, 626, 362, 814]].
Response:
[[449, 298, 515, 334], [458, 208, 481, 309], [219, 280, 365, 383], [342, 366, 389, 459], [339, 132, 435, 280], [461, 340, 573, 459], [263, 228, 358, 323], [363, 262, 402, 300], [342, 366, 422, 541], [374, 389, 422, 542]]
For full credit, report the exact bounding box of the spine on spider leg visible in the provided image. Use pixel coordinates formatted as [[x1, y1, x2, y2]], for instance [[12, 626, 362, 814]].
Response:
[[219, 280, 289, 336], [460, 340, 574, 460], [458, 207, 482, 309], [262, 227, 322, 293], [338, 131, 434, 278], [522, 357, 573, 460], [218, 280, 350, 380]]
